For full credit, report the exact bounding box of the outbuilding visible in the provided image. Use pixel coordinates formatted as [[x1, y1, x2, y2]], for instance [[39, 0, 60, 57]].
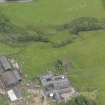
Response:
[[7, 87, 22, 102], [0, 56, 11, 71]]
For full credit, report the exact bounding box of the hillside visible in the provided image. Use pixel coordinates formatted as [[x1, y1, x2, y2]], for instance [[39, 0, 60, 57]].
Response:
[[0, 0, 105, 105]]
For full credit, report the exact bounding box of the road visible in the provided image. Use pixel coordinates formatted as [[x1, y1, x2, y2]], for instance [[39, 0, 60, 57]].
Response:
[[0, 0, 32, 3], [0, 0, 6, 2]]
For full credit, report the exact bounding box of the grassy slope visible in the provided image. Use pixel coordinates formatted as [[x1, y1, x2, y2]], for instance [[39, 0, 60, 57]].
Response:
[[0, 0, 104, 26], [0, 0, 105, 105]]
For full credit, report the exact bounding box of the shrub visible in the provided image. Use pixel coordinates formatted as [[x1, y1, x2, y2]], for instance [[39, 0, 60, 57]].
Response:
[[52, 38, 73, 48], [0, 13, 49, 45], [63, 17, 105, 34], [0, 13, 15, 33], [5, 34, 49, 43]]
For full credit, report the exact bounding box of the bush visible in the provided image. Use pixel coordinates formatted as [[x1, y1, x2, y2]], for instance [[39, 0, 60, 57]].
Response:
[[4, 33, 49, 43], [16, 35, 49, 43], [52, 38, 74, 48], [0, 12, 49, 45], [63, 17, 105, 34], [0, 13, 15, 33]]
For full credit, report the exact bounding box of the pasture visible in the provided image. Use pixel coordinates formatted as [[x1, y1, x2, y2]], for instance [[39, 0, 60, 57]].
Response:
[[0, 0, 105, 105]]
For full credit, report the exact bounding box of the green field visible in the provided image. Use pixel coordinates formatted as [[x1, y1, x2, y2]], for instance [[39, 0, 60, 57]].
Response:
[[0, 0, 105, 105]]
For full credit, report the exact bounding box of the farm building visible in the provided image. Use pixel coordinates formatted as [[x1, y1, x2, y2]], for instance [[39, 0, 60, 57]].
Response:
[[0, 56, 12, 71], [1, 70, 21, 88], [0, 56, 22, 88], [7, 87, 22, 102], [40, 72, 78, 102], [0, 56, 22, 101]]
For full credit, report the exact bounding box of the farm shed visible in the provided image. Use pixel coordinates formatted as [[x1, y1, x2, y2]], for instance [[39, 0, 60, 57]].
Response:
[[0, 56, 11, 71], [0, 80, 6, 95], [1, 71, 21, 88], [7, 87, 22, 102], [0, 56, 23, 102], [0, 64, 4, 74], [0, 56, 22, 88], [13, 70, 22, 82], [40, 72, 76, 102]]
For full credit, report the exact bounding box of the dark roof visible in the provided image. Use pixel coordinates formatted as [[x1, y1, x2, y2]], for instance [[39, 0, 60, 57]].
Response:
[[40, 73, 71, 102], [0, 64, 4, 74], [0, 56, 22, 88], [0, 80, 5, 89], [0, 56, 11, 71], [13, 87, 22, 98], [41, 75, 70, 89], [1, 71, 19, 88], [13, 70, 22, 81]]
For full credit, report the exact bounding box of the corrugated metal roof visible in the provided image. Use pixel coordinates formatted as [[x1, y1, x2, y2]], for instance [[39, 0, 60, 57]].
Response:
[[7, 89, 18, 101]]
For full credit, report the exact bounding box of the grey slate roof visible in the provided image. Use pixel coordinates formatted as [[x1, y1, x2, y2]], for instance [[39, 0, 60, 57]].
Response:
[[13, 87, 22, 99], [13, 70, 22, 82], [0, 56, 22, 88], [40, 73, 71, 102], [1, 71, 19, 87], [41, 74, 70, 89], [0, 64, 4, 74], [0, 56, 11, 71], [0, 56, 22, 101]]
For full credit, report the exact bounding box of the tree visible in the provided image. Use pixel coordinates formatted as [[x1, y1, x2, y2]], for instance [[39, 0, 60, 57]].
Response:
[[63, 17, 105, 34], [0, 13, 13, 32]]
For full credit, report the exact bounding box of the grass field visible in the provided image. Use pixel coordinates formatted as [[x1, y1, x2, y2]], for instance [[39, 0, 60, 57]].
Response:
[[0, 0, 105, 105]]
